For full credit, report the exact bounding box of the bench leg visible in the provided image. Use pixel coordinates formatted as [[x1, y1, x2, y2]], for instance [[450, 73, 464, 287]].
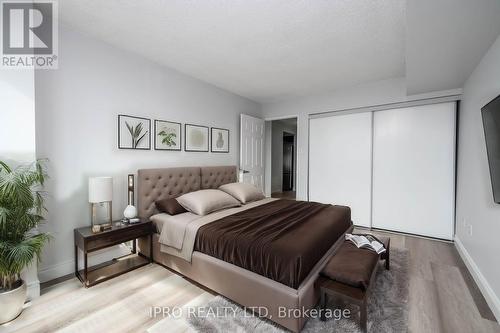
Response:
[[385, 250, 390, 270], [360, 299, 367, 332], [320, 291, 327, 321]]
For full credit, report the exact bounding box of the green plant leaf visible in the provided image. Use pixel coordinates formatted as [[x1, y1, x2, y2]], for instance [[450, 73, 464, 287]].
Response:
[[125, 121, 134, 136], [135, 123, 143, 138], [161, 133, 177, 146], [0, 207, 8, 231], [0, 161, 12, 174], [136, 131, 148, 146], [0, 159, 50, 290]]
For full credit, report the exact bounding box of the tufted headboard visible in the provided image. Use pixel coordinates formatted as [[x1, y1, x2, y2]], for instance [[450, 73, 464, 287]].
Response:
[[137, 166, 237, 219], [200, 166, 238, 189]]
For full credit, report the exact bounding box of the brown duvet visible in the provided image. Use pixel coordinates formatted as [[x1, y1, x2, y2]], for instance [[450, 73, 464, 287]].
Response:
[[194, 199, 352, 289]]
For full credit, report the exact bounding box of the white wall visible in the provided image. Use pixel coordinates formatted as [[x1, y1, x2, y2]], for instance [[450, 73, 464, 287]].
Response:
[[261, 77, 461, 200], [0, 69, 40, 299], [270, 120, 297, 193], [0, 71, 36, 163], [455, 34, 500, 320], [35, 26, 261, 281]]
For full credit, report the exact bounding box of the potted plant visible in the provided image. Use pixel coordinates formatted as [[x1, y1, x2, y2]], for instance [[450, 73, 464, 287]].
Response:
[[0, 160, 50, 324]]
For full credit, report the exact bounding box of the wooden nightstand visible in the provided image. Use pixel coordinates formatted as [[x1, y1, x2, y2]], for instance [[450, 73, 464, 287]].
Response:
[[74, 220, 153, 287]]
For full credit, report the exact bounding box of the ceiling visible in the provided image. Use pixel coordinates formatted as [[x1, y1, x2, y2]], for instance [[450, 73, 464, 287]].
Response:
[[59, 1, 500, 103], [59, 0, 405, 103], [406, 0, 500, 95]]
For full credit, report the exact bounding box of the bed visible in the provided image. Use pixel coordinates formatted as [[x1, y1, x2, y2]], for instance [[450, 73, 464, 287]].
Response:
[[137, 166, 353, 332]]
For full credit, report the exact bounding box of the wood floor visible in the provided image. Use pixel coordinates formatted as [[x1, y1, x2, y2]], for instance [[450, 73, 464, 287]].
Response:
[[2, 230, 499, 333], [366, 229, 499, 333]]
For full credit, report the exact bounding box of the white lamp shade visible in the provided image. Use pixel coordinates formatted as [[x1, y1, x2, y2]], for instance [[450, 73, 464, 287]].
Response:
[[88, 177, 113, 203]]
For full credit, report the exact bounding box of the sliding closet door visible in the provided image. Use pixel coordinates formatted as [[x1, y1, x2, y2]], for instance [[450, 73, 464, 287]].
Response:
[[309, 112, 372, 227], [372, 102, 456, 240]]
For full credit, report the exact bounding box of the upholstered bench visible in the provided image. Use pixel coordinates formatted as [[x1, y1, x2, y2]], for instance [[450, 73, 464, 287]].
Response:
[[317, 236, 390, 332]]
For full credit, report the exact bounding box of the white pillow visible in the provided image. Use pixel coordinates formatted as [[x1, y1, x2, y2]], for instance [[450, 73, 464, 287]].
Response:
[[176, 189, 241, 216], [219, 182, 265, 204]]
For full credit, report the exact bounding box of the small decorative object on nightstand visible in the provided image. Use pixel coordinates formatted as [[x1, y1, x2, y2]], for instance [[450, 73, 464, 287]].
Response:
[[123, 174, 137, 219], [88, 177, 113, 231], [74, 219, 153, 287]]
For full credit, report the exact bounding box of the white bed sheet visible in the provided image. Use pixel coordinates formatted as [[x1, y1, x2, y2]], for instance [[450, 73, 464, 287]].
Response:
[[157, 197, 276, 262]]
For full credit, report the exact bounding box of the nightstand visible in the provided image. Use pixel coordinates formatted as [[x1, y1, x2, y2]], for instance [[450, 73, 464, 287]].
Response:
[[74, 220, 153, 287]]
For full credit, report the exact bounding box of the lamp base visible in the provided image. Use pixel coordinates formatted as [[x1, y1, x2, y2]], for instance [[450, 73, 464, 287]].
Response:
[[123, 205, 137, 219], [91, 201, 112, 229]]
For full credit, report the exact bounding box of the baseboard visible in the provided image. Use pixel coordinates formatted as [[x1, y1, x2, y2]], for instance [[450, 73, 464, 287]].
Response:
[[455, 236, 500, 322], [38, 244, 131, 283], [369, 227, 453, 243]]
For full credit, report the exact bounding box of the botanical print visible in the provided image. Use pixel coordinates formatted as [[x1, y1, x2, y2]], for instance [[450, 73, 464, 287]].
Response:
[[126, 122, 148, 148], [216, 133, 224, 148], [185, 124, 209, 152], [118, 115, 151, 150], [211, 128, 229, 153], [155, 120, 181, 150]]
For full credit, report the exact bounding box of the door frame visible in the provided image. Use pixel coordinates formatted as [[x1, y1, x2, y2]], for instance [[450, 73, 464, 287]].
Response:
[[264, 115, 299, 197]]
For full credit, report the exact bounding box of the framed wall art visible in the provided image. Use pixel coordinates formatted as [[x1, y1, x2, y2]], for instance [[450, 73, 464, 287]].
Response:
[[185, 124, 209, 152], [118, 115, 151, 150], [211, 127, 229, 153], [154, 120, 181, 151]]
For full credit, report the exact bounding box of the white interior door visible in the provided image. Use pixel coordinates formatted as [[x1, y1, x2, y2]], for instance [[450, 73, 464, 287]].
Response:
[[240, 114, 265, 190], [372, 102, 456, 240], [309, 112, 373, 227]]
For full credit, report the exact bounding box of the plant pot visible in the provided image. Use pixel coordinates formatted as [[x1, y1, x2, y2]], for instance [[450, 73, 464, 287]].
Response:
[[0, 280, 27, 324]]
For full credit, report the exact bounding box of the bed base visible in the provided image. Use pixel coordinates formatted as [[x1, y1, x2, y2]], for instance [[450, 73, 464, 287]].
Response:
[[138, 226, 352, 333]]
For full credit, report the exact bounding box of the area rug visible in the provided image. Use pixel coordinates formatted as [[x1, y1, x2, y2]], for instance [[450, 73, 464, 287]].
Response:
[[187, 248, 409, 333]]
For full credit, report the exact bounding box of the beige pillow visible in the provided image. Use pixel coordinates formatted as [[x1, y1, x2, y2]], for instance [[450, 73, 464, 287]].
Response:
[[176, 189, 241, 216], [219, 182, 265, 204]]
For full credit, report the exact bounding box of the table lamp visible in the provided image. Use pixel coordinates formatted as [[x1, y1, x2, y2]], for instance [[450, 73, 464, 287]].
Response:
[[89, 177, 113, 230], [123, 174, 138, 220]]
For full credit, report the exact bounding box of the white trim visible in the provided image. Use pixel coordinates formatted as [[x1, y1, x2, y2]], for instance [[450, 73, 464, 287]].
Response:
[[455, 236, 500, 322], [369, 111, 374, 229], [367, 227, 453, 243], [264, 114, 299, 121], [264, 115, 299, 197], [309, 94, 461, 119], [38, 244, 131, 283], [407, 87, 463, 100]]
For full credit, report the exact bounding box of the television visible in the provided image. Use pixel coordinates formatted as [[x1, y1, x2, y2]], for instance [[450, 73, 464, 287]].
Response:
[[482, 94, 500, 203]]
